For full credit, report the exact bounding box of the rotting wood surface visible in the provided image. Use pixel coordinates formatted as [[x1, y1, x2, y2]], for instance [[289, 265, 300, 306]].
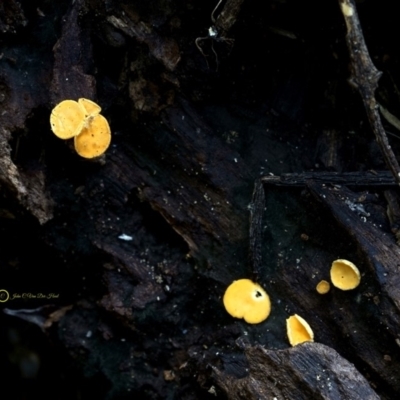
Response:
[[2, 0, 400, 399]]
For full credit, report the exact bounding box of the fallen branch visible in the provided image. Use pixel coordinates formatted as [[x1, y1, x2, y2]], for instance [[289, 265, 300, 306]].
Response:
[[261, 170, 396, 187], [338, 0, 400, 185]]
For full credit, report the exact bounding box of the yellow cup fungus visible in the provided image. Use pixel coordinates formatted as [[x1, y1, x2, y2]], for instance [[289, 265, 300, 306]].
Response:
[[316, 280, 330, 294], [50, 99, 86, 139], [78, 98, 102, 117], [74, 114, 111, 158], [330, 259, 361, 290], [286, 314, 314, 346], [50, 98, 111, 158], [223, 279, 271, 324]]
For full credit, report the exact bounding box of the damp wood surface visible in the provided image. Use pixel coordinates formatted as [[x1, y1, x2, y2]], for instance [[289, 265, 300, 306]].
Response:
[[2, 0, 400, 399]]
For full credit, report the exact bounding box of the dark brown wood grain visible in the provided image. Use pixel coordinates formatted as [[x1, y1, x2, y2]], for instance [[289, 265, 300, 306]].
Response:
[[2, 0, 400, 399]]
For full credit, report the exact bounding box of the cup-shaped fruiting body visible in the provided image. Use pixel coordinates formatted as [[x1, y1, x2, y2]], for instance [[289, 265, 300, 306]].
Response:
[[330, 259, 360, 290], [78, 98, 102, 117], [223, 279, 271, 324], [50, 100, 86, 139], [74, 114, 111, 158], [316, 280, 330, 294], [50, 98, 111, 158], [286, 314, 314, 346]]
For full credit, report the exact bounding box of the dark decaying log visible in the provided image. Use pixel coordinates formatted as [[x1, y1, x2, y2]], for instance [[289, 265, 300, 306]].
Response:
[[2, 0, 400, 399], [50, 0, 96, 104], [107, 5, 181, 72], [0, 0, 26, 34], [0, 0, 53, 224], [305, 182, 400, 394], [244, 178, 400, 398], [214, 342, 379, 400]]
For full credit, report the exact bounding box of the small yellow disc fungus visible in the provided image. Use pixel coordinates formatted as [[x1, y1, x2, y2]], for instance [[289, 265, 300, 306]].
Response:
[[50, 100, 86, 139], [74, 114, 111, 158], [286, 314, 314, 346], [50, 98, 111, 158], [316, 280, 330, 294], [223, 279, 271, 324], [330, 259, 361, 290], [78, 98, 102, 117]]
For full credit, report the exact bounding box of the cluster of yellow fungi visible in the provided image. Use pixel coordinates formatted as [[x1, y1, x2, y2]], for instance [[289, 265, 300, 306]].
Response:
[[50, 98, 111, 158], [316, 259, 361, 294], [222, 259, 361, 347], [222, 279, 313, 346]]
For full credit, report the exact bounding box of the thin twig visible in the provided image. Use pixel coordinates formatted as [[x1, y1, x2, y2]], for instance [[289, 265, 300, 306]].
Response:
[[338, 0, 400, 186]]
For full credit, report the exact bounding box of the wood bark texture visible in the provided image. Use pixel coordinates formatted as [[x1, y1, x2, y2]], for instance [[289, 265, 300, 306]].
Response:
[[1, 1, 400, 399]]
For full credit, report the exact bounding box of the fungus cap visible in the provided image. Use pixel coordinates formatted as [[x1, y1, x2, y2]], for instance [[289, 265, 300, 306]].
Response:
[[330, 259, 360, 290], [286, 314, 314, 346], [74, 114, 111, 158], [50, 100, 86, 139], [316, 280, 330, 294], [223, 279, 271, 324], [78, 98, 102, 117]]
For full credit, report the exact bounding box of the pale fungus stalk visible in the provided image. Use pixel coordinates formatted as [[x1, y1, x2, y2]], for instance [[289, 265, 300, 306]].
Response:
[[223, 279, 271, 324]]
